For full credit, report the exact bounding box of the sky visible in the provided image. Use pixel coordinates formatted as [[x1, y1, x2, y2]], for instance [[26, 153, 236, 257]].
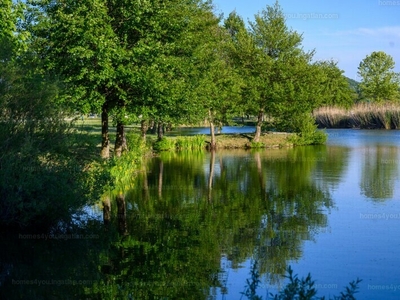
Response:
[[211, 0, 400, 80]]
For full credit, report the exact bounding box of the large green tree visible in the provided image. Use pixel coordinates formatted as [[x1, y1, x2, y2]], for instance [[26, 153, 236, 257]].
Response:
[[225, 2, 319, 142], [29, 0, 216, 157], [358, 51, 400, 102], [192, 19, 244, 149], [315, 60, 355, 108]]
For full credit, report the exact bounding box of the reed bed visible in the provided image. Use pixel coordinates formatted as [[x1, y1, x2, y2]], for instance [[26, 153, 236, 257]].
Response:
[[154, 135, 206, 151], [313, 102, 400, 129]]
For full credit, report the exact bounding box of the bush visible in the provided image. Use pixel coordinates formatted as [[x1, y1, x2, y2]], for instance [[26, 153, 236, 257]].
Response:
[[153, 137, 177, 151], [250, 141, 266, 148], [0, 62, 98, 231], [155, 135, 206, 151], [288, 114, 327, 146], [107, 133, 148, 193]]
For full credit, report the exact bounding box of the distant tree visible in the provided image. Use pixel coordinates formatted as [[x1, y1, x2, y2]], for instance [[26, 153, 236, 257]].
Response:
[[358, 51, 400, 102], [315, 60, 354, 108]]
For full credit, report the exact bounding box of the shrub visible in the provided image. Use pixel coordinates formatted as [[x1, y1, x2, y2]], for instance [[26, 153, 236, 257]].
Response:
[[250, 141, 266, 148], [155, 135, 206, 151], [0, 62, 99, 231], [153, 137, 176, 151], [288, 114, 327, 146]]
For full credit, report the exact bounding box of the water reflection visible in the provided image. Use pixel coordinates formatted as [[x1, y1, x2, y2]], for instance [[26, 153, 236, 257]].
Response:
[[360, 146, 399, 200], [4, 130, 400, 299], [85, 146, 344, 298]]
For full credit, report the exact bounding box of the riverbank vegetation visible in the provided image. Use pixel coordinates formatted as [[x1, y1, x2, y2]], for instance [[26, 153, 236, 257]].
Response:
[[315, 51, 400, 129], [314, 102, 400, 129], [0, 0, 396, 227], [0, 0, 385, 231]]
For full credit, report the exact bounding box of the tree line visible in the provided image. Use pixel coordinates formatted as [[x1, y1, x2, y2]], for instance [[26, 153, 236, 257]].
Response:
[[1, 0, 361, 157]]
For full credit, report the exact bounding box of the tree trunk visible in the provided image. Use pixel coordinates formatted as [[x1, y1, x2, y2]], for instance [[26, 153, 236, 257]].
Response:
[[101, 103, 110, 159], [102, 196, 111, 227], [114, 121, 127, 157], [116, 193, 128, 235], [253, 109, 264, 142], [209, 109, 217, 150], [150, 119, 156, 134], [140, 119, 148, 140], [157, 121, 164, 141]]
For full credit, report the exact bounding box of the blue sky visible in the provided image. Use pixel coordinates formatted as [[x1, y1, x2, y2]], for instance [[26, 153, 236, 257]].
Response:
[[212, 0, 400, 80]]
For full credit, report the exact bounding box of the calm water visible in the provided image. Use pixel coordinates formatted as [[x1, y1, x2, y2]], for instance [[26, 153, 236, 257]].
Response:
[[2, 129, 400, 299]]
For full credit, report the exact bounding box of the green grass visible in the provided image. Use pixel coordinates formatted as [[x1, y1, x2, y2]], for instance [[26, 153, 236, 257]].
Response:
[[153, 135, 206, 152]]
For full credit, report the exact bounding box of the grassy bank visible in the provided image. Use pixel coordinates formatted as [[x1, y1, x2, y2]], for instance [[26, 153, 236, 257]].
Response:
[[314, 102, 400, 129], [151, 132, 294, 151], [73, 117, 326, 152]]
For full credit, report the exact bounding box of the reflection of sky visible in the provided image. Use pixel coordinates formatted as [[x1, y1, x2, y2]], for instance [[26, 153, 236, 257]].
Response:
[[216, 129, 400, 300]]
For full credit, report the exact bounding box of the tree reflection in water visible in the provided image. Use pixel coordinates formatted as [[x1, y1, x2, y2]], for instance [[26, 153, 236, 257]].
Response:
[[1, 146, 351, 299]]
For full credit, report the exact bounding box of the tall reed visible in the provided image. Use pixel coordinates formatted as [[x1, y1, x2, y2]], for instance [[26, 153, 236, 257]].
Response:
[[313, 102, 400, 129], [154, 135, 206, 151]]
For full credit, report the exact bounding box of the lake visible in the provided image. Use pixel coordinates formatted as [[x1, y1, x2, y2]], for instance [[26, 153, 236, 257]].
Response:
[[2, 129, 400, 299]]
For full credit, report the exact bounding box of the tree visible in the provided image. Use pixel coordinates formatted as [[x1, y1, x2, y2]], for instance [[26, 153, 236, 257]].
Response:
[[358, 51, 400, 102], [29, 0, 220, 156], [225, 2, 319, 142], [314, 60, 355, 108], [0, 0, 26, 61], [192, 18, 244, 149], [224, 11, 267, 142]]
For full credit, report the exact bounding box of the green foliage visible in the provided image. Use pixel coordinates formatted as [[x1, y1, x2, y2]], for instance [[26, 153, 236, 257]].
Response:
[[154, 135, 206, 151], [224, 2, 342, 142], [358, 51, 400, 102], [288, 114, 327, 146], [0, 0, 27, 60], [176, 135, 206, 150], [153, 137, 177, 151], [250, 141, 266, 148], [315, 61, 355, 109], [0, 63, 98, 230], [102, 133, 148, 194], [347, 77, 360, 95]]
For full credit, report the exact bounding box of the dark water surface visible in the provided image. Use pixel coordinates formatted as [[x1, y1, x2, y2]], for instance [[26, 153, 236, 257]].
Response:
[[2, 129, 400, 299]]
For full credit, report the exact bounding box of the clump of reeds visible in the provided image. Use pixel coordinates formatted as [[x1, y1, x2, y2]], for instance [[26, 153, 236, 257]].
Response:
[[154, 135, 206, 151], [313, 101, 400, 129], [312, 106, 351, 128], [176, 135, 206, 150]]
